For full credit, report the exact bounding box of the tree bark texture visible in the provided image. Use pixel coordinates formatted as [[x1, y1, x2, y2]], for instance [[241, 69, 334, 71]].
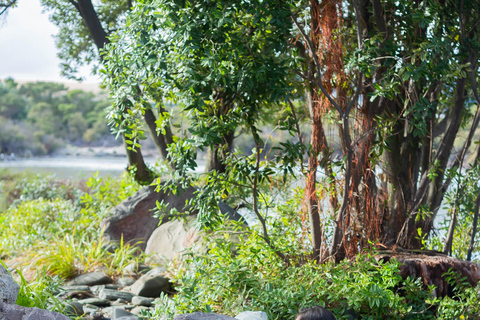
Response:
[[205, 130, 235, 173], [376, 250, 480, 297]]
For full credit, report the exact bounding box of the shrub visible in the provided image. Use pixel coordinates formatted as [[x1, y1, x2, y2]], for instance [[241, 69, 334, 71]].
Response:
[[0, 172, 142, 277], [151, 220, 480, 320]]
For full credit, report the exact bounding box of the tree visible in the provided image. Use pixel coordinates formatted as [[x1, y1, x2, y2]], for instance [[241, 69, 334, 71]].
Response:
[[0, 0, 16, 16], [105, 0, 480, 262], [38, 0, 157, 184]]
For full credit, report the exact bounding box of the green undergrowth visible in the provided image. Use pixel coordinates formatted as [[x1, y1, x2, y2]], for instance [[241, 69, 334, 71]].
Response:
[[0, 170, 144, 279], [147, 209, 480, 320], [151, 226, 480, 320]]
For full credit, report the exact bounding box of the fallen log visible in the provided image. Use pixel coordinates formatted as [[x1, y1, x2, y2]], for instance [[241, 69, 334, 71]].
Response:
[[374, 249, 480, 297]]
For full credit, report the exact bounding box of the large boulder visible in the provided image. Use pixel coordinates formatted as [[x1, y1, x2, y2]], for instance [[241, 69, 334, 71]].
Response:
[[145, 215, 246, 265], [101, 184, 244, 251], [145, 216, 200, 264], [0, 302, 70, 320], [129, 274, 171, 297], [0, 265, 19, 304], [101, 185, 196, 250]]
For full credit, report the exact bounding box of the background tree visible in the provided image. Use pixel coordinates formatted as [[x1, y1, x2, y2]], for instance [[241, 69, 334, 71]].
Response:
[[0, 78, 115, 155]]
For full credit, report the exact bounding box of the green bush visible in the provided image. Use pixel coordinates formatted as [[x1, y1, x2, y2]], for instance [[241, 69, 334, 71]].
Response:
[[151, 221, 480, 320], [0, 172, 142, 277]]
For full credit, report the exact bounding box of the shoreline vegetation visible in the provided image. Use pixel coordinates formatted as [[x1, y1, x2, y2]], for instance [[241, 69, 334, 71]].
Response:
[[1, 169, 479, 319], [1, 0, 480, 318]]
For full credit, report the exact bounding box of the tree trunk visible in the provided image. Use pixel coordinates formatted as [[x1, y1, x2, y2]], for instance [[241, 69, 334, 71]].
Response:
[[205, 131, 235, 173], [144, 108, 168, 160], [123, 137, 154, 185], [467, 191, 480, 261], [375, 250, 480, 297], [398, 69, 468, 248], [72, 0, 155, 183]]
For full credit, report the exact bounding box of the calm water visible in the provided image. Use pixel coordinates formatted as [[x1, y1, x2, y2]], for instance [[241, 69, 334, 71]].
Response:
[[0, 156, 206, 179], [0, 156, 156, 179]]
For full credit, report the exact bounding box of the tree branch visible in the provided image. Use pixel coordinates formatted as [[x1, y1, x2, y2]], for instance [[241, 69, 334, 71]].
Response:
[[291, 16, 344, 116]]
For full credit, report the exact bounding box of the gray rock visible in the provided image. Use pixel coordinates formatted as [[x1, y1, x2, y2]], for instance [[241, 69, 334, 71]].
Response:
[[61, 285, 91, 292], [99, 288, 136, 302], [145, 267, 167, 277], [106, 284, 121, 290], [0, 265, 19, 304], [117, 277, 135, 287], [82, 304, 100, 314], [77, 298, 111, 306], [131, 306, 150, 316], [235, 311, 268, 320], [112, 307, 140, 320], [64, 301, 84, 316], [0, 302, 69, 320], [145, 216, 200, 264], [102, 306, 116, 316], [113, 298, 129, 305], [123, 263, 150, 276], [101, 185, 197, 251], [130, 274, 170, 297], [90, 285, 106, 295], [66, 272, 113, 286], [131, 296, 153, 306], [174, 312, 236, 320]]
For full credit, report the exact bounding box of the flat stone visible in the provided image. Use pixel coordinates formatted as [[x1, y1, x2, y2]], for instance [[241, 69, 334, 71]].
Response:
[[77, 298, 111, 307], [123, 262, 150, 276], [102, 306, 116, 316], [131, 296, 153, 306], [64, 301, 84, 316], [145, 267, 167, 277], [90, 285, 106, 295], [117, 277, 135, 287], [66, 272, 113, 286], [82, 304, 100, 314], [0, 265, 19, 304], [113, 298, 129, 305], [235, 311, 268, 320], [112, 307, 140, 320], [99, 288, 136, 302], [106, 284, 121, 290], [130, 275, 171, 297], [62, 285, 91, 292], [131, 306, 150, 316], [174, 312, 237, 320]]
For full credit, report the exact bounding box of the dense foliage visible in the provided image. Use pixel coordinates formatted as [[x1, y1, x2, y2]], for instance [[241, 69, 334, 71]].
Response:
[[0, 78, 117, 155], [154, 235, 480, 320], [2, 0, 480, 318], [103, 0, 480, 261]]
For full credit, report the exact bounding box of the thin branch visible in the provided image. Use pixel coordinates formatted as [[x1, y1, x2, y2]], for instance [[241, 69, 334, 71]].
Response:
[[287, 97, 306, 174], [467, 190, 480, 261], [251, 126, 288, 264], [0, 0, 17, 16]]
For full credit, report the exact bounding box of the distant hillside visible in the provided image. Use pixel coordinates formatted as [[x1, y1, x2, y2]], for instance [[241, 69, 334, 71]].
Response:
[[5, 79, 104, 95]]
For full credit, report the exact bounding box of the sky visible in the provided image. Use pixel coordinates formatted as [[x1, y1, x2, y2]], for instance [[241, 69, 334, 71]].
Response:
[[0, 0, 98, 83]]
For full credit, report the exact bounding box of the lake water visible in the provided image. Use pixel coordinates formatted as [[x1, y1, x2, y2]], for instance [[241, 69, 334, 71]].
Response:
[[0, 156, 158, 179], [0, 156, 207, 179]]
